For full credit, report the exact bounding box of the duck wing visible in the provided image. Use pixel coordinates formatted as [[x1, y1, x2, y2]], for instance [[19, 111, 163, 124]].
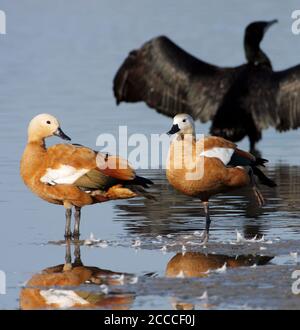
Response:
[[41, 144, 138, 189]]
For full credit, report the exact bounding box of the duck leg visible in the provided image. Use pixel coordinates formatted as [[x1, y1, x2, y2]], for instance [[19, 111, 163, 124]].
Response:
[[73, 206, 81, 239], [73, 242, 83, 267], [64, 205, 72, 238], [202, 201, 211, 244], [63, 239, 72, 271], [249, 168, 265, 206]]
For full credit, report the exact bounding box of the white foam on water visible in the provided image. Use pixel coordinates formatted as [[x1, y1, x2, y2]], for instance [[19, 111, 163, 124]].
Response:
[[99, 284, 109, 294], [186, 241, 202, 246], [160, 245, 167, 252], [129, 276, 139, 284], [198, 291, 208, 300], [84, 232, 101, 245], [193, 231, 203, 237], [96, 240, 108, 248], [290, 252, 298, 262], [236, 230, 265, 243], [205, 262, 227, 274], [132, 239, 141, 248], [112, 274, 125, 285], [215, 263, 227, 273]]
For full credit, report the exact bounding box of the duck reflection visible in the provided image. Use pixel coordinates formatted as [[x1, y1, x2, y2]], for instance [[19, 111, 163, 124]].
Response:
[[166, 252, 273, 278], [20, 241, 135, 310], [165, 252, 273, 310], [114, 165, 300, 239]]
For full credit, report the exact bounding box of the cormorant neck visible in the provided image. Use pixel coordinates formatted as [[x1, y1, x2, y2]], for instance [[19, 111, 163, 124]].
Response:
[[244, 42, 272, 69], [244, 31, 272, 69]]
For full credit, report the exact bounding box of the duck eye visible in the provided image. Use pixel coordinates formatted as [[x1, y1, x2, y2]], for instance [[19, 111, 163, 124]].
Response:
[[183, 119, 186, 122], [46, 121, 51, 124]]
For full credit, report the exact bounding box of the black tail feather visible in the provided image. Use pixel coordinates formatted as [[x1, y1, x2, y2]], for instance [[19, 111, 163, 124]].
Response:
[[252, 167, 277, 187], [130, 175, 154, 188], [128, 185, 157, 201], [255, 157, 268, 167]]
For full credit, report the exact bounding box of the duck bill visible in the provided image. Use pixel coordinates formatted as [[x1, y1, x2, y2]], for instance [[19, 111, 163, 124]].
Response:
[[167, 124, 180, 135], [54, 127, 71, 141]]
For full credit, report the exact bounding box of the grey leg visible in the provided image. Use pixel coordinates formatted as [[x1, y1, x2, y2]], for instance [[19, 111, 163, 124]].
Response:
[[249, 168, 265, 206], [63, 239, 72, 271], [64, 208, 72, 238], [202, 201, 211, 244], [65, 239, 72, 264], [73, 242, 83, 267], [73, 206, 81, 239]]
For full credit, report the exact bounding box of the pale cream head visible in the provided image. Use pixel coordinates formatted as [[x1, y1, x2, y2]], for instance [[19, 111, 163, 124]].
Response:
[[27, 114, 71, 142], [168, 113, 196, 136]]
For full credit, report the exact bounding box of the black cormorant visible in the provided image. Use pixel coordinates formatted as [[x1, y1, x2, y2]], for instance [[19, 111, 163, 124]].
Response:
[[113, 20, 300, 151]]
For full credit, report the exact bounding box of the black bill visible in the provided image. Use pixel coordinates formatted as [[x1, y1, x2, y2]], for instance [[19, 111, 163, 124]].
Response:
[[167, 124, 180, 135], [54, 127, 71, 141]]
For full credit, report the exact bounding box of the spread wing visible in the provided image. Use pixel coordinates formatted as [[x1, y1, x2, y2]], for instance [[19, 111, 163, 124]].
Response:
[[275, 64, 300, 131], [114, 36, 239, 122]]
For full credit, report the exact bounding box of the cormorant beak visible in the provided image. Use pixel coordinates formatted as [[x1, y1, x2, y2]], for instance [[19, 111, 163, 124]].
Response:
[[264, 19, 278, 32], [54, 127, 71, 141], [167, 124, 180, 135]]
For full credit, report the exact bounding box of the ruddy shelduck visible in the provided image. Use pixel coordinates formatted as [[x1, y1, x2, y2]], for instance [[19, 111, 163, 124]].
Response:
[[20, 114, 153, 238], [166, 114, 276, 243]]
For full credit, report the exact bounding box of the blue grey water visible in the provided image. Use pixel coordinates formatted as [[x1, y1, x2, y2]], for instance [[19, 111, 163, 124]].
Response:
[[0, 0, 300, 309]]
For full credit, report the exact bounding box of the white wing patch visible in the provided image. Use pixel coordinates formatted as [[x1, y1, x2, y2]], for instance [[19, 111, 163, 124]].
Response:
[[200, 147, 235, 165], [40, 165, 89, 185], [40, 289, 89, 308]]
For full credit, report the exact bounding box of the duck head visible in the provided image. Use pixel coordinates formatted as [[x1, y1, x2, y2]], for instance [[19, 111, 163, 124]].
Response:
[[27, 114, 71, 142], [167, 113, 195, 137]]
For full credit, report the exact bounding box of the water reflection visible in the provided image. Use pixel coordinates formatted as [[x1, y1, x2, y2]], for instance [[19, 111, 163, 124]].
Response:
[[166, 252, 273, 278], [165, 252, 273, 310], [20, 241, 135, 310], [114, 165, 300, 239]]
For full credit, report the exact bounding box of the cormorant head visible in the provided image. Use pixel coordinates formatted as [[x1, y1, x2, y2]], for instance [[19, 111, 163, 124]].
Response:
[[244, 20, 278, 67]]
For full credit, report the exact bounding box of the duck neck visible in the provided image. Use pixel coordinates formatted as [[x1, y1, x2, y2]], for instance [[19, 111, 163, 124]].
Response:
[[23, 138, 47, 164], [21, 138, 47, 181], [176, 132, 196, 142], [244, 38, 272, 69], [27, 133, 46, 149]]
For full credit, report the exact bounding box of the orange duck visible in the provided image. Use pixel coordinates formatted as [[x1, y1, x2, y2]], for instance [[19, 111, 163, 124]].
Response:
[[20, 114, 153, 238], [166, 114, 276, 243]]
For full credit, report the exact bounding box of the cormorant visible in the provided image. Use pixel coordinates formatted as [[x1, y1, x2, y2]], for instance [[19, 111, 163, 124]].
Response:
[[113, 20, 300, 151]]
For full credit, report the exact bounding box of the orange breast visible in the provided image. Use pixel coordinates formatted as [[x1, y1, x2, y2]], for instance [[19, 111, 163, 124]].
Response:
[[166, 139, 250, 200]]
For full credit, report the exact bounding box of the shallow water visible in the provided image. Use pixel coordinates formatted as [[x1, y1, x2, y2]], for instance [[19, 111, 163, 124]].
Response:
[[1, 0, 300, 309]]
